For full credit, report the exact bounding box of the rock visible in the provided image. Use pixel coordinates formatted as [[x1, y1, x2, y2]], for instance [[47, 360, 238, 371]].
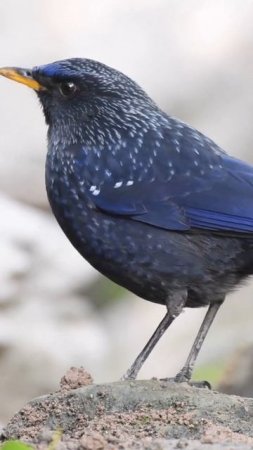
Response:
[[60, 367, 93, 391], [1, 378, 253, 449], [80, 432, 106, 450]]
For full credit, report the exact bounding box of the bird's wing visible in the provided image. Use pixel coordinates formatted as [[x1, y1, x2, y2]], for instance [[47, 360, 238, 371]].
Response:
[[180, 155, 253, 232], [86, 123, 253, 233]]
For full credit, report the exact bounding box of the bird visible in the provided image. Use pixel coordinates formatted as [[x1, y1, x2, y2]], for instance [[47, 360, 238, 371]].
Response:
[[1, 58, 253, 385]]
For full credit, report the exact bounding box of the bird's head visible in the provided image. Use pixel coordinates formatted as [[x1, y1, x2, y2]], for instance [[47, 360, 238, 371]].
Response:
[[0, 58, 157, 148]]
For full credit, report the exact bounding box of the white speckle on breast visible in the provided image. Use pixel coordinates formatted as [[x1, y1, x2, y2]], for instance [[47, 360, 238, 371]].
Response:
[[137, 138, 143, 147], [126, 180, 134, 186]]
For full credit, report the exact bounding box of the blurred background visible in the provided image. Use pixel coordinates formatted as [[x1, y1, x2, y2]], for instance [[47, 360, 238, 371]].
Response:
[[1, 0, 253, 424]]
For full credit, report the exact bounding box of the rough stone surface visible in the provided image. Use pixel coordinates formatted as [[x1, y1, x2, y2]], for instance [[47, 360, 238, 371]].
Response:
[[1, 370, 253, 449], [60, 366, 94, 391]]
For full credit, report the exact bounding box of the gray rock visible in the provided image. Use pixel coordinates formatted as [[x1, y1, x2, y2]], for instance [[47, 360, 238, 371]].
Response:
[[2, 377, 253, 449]]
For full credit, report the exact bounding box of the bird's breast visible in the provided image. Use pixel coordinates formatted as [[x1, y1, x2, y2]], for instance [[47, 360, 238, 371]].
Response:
[[44, 145, 141, 271], [45, 146, 99, 250]]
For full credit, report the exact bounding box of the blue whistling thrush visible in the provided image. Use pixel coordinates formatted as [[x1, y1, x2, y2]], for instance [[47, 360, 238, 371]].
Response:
[[1, 58, 253, 384]]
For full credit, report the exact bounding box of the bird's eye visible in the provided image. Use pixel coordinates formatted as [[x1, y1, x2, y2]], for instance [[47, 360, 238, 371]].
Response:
[[58, 81, 77, 97]]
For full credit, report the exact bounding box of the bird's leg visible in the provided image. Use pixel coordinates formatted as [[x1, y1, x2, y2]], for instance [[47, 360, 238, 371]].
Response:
[[175, 300, 224, 384], [122, 290, 187, 380], [122, 312, 176, 380]]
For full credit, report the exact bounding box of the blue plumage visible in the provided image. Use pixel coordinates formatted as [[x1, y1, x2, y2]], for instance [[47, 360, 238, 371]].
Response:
[[2, 57, 253, 383], [25, 58, 253, 235], [86, 121, 253, 233]]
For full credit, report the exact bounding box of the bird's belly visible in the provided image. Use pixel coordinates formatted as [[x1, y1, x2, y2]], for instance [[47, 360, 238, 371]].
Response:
[[46, 180, 200, 304], [46, 176, 253, 307]]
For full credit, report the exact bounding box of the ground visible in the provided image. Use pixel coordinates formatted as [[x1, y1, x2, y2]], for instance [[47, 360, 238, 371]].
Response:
[[1, 367, 253, 449]]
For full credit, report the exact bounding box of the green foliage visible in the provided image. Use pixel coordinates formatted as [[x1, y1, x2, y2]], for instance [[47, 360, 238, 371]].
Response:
[[1, 441, 34, 450], [193, 360, 227, 386], [48, 429, 62, 450], [1, 431, 62, 450]]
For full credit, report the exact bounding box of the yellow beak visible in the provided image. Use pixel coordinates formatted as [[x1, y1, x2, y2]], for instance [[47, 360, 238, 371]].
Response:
[[0, 67, 43, 91]]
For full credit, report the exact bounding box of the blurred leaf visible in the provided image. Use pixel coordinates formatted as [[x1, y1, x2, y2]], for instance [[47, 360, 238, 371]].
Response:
[[48, 429, 62, 450], [193, 361, 227, 386], [1, 441, 34, 450]]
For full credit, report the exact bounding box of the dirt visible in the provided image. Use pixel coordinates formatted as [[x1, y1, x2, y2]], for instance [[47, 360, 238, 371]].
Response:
[[1, 367, 253, 449], [59, 366, 94, 391]]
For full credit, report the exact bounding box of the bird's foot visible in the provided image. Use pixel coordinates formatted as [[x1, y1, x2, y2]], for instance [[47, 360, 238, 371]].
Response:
[[161, 367, 212, 389], [160, 376, 211, 389], [121, 372, 136, 381], [174, 366, 191, 383], [175, 369, 211, 389], [188, 380, 211, 389]]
